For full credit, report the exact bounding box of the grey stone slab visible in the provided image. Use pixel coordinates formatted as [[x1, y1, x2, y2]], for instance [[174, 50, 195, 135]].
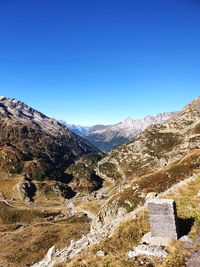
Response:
[[128, 244, 168, 258], [147, 199, 179, 239], [141, 232, 172, 246]]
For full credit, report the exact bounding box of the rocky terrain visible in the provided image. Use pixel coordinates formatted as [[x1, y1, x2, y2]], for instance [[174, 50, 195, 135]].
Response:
[[98, 97, 200, 181], [0, 97, 103, 266], [31, 97, 200, 267], [0, 96, 101, 189], [61, 112, 176, 152], [0, 96, 200, 267]]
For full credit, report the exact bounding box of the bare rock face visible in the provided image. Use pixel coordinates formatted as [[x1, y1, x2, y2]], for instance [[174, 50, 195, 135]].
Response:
[[17, 178, 37, 204], [91, 202, 127, 232], [45, 246, 56, 262]]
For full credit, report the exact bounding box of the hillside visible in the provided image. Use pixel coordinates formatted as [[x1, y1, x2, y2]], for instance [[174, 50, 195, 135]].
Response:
[[0, 97, 104, 267], [60, 173, 200, 267], [32, 97, 200, 267], [0, 96, 102, 201], [98, 97, 200, 181], [0, 97, 200, 267]]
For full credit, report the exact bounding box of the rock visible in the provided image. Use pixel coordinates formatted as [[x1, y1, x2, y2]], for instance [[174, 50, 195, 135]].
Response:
[[45, 246, 56, 262], [179, 235, 193, 247], [96, 191, 105, 199], [141, 232, 173, 247], [145, 192, 158, 200], [124, 200, 133, 207], [96, 250, 105, 257], [179, 235, 192, 242], [128, 245, 168, 258], [147, 199, 179, 239], [91, 202, 126, 232]]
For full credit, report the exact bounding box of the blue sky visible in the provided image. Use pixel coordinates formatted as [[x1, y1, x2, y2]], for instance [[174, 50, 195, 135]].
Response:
[[0, 0, 199, 125]]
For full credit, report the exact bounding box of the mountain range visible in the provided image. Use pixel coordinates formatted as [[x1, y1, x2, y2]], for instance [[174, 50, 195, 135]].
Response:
[[98, 96, 200, 182], [32, 96, 200, 267], [0, 95, 200, 267], [0, 96, 101, 200], [60, 112, 176, 152]]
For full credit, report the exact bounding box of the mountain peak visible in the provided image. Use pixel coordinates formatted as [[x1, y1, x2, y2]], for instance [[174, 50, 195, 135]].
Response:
[[63, 111, 176, 152], [0, 96, 7, 101], [183, 96, 200, 111], [122, 116, 134, 125]]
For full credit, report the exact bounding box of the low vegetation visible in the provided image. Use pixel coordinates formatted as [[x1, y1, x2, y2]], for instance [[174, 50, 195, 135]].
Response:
[[66, 153, 103, 193], [59, 173, 200, 267], [0, 203, 90, 267]]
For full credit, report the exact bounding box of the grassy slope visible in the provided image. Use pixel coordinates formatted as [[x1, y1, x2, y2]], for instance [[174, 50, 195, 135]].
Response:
[[0, 202, 90, 267], [59, 172, 200, 267]]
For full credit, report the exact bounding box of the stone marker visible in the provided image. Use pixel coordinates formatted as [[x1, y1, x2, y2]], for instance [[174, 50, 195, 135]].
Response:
[[148, 199, 179, 239], [128, 199, 179, 259]]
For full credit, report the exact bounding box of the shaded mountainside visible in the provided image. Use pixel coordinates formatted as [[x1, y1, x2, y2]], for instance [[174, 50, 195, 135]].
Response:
[[0, 97, 102, 201], [0, 97, 104, 267], [98, 96, 200, 181], [61, 112, 176, 152]]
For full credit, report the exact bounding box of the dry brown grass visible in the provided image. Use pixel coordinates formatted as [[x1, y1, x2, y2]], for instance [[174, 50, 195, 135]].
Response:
[[0, 214, 90, 267], [0, 175, 21, 199], [61, 212, 150, 267], [80, 199, 102, 216], [107, 187, 144, 212], [60, 172, 200, 267], [137, 149, 200, 193]]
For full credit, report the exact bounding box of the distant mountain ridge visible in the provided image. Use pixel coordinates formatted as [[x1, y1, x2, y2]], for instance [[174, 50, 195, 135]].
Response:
[[60, 112, 176, 152], [59, 121, 90, 135]]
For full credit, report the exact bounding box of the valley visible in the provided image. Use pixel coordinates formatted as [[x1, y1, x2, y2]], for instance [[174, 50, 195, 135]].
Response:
[[0, 96, 199, 267], [61, 112, 176, 152]]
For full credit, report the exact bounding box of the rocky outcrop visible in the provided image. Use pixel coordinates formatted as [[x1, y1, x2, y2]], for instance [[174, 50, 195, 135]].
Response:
[[91, 202, 127, 232], [31, 173, 199, 267], [17, 177, 36, 204], [128, 244, 168, 258]]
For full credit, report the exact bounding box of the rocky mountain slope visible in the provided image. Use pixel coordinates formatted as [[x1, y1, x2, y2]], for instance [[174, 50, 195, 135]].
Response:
[[1, 96, 200, 267], [32, 97, 200, 267], [61, 112, 176, 152], [98, 97, 200, 181], [0, 96, 101, 201]]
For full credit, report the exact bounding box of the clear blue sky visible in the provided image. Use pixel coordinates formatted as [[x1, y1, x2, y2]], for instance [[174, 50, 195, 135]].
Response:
[[0, 0, 199, 125]]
